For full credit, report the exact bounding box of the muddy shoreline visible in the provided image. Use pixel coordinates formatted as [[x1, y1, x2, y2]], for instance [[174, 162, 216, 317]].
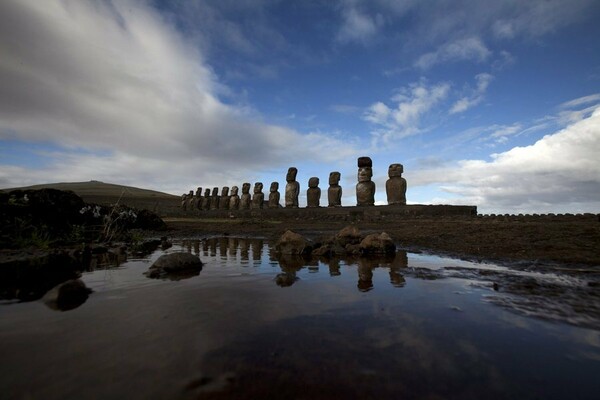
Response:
[[162, 214, 600, 268]]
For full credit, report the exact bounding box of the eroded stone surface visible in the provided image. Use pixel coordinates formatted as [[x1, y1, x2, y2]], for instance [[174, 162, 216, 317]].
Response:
[[328, 171, 342, 207], [201, 188, 211, 210], [219, 187, 230, 210], [268, 182, 280, 209], [275, 230, 310, 255], [252, 182, 264, 209], [240, 183, 251, 210], [210, 187, 220, 210], [229, 186, 240, 210], [386, 163, 407, 205], [307, 177, 321, 208], [285, 167, 300, 208], [356, 157, 375, 206]]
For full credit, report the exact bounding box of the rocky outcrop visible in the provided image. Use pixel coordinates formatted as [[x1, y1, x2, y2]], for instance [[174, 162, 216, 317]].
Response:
[[145, 252, 203, 280], [275, 230, 311, 255], [43, 279, 92, 311], [359, 232, 396, 255]]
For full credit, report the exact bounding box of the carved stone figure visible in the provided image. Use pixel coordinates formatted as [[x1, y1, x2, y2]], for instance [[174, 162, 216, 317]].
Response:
[[210, 187, 220, 210], [201, 188, 211, 210], [229, 186, 240, 210], [307, 177, 321, 208], [285, 167, 300, 208], [240, 183, 251, 210], [356, 157, 375, 206], [219, 187, 230, 210], [252, 182, 264, 209], [268, 182, 280, 209], [181, 193, 188, 210], [386, 163, 407, 205], [194, 187, 203, 210], [327, 171, 342, 207], [185, 190, 195, 211]]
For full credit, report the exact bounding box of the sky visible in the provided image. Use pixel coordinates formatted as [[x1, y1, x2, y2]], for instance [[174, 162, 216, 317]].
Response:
[[1, 0, 599, 214]]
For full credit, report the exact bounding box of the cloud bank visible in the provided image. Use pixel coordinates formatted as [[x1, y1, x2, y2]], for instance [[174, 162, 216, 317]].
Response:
[[0, 0, 358, 193]]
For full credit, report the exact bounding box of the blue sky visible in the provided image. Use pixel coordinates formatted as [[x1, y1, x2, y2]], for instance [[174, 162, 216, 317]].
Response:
[[1, 0, 599, 213]]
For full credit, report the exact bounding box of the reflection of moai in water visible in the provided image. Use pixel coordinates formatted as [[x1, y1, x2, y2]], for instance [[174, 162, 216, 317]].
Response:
[[240, 183, 251, 210], [356, 157, 375, 206], [268, 182, 280, 209], [201, 188, 211, 210], [307, 177, 321, 208], [327, 171, 342, 207], [285, 167, 300, 208], [210, 187, 220, 210], [219, 187, 230, 210], [229, 186, 240, 210], [386, 163, 407, 205], [252, 182, 264, 209]]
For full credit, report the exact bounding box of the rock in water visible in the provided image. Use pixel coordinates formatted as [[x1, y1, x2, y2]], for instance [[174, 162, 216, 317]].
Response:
[[145, 253, 203, 279], [43, 279, 92, 311], [359, 232, 396, 255], [275, 230, 310, 255]]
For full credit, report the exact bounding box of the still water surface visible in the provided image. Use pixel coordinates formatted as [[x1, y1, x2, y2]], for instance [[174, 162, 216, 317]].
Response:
[[1, 237, 599, 399]]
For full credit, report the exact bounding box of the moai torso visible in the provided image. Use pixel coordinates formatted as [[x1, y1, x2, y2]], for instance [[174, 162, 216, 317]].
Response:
[[252, 182, 264, 209], [194, 187, 203, 210], [268, 182, 280, 208], [240, 183, 251, 210], [201, 188, 211, 210], [356, 157, 375, 206], [386, 163, 407, 205], [219, 187, 230, 210], [229, 186, 240, 210], [327, 171, 342, 207], [181, 193, 188, 210], [307, 177, 321, 208], [284, 167, 300, 208], [210, 187, 220, 210], [185, 190, 195, 211]]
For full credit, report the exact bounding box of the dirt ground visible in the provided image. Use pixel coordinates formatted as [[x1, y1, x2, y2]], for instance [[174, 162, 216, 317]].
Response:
[[163, 215, 600, 267]]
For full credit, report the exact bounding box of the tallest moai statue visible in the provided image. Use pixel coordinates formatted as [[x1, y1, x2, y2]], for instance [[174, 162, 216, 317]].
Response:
[[356, 157, 375, 206]]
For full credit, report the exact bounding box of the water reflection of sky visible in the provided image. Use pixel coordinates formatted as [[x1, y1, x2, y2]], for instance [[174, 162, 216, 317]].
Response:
[[0, 238, 599, 399]]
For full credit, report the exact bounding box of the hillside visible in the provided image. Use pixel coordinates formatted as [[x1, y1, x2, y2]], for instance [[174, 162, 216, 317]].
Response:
[[2, 181, 181, 216]]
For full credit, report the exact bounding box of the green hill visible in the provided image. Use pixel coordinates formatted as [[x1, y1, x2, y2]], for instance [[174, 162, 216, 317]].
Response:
[[2, 181, 181, 216]]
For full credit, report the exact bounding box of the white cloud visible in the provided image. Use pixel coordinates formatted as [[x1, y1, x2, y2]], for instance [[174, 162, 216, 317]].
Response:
[[449, 73, 494, 114], [336, 0, 383, 44], [409, 106, 600, 213], [364, 80, 450, 144], [0, 0, 359, 192], [414, 37, 491, 70]]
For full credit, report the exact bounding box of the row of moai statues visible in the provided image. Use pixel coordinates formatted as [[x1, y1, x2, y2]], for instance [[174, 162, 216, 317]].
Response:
[[181, 157, 406, 211]]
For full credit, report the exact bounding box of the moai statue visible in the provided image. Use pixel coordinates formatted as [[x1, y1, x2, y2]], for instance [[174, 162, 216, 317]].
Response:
[[210, 187, 220, 210], [185, 190, 195, 211], [219, 187, 230, 210], [240, 183, 251, 210], [194, 187, 203, 210], [252, 182, 264, 209], [201, 188, 211, 210], [328, 171, 342, 207], [307, 177, 321, 207], [268, 182, 280, 209], [285, 167, 300, 208], [229, 186, 240, 210], [386, 163, 407, 205], [181, 193, 188, 210], [356, 156, 375, 206]]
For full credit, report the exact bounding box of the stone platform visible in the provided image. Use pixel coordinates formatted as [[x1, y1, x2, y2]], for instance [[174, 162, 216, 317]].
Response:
[[185, 204, 477, 221]]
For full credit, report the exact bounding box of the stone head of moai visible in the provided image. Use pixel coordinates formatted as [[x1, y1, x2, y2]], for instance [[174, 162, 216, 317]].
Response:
[[270, 182, 279, 192], [308, 177, 319, 188], [204, 188, 211, 197], [358, 166, 373, 182], [211, 187, 219, 196], [188, 190, 194, 197], [388, 163, 403, 177], [231, 186, 239, 196], [242, 183, 251, 194], [221, 186, 229, 196], [329, 171, 340, 186], [254, 182, 263, 193], [286, 167, 298, 182], [195, 187, 202, 196]]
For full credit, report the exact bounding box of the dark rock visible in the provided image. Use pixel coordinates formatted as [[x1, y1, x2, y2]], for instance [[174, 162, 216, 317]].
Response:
[[359, 232, 396, 255], [275, 230, 311, 255], [145, 252, 203, 280], [43, 279, 92, 311]]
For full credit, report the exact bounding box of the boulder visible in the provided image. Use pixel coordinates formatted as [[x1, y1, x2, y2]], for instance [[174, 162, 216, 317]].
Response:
[[275, 230, 311, 255], [43, 279, 92, 311], [359, 232, 396, 255], [145, 252, 203, 280], [335, 225, 362, 246]]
